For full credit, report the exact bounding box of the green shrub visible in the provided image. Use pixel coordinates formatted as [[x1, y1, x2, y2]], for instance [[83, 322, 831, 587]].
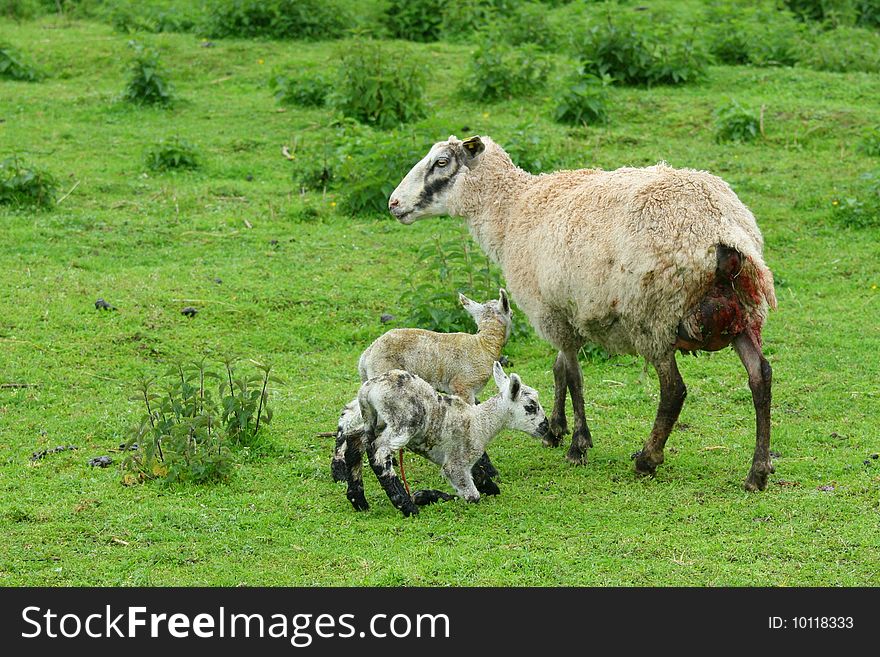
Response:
[[331, 41, 427, 129], [0, 42, 43, 81], [859, 127, 880, 157], [1, 0, 40, 21], [553, 70, 610, 126], [400, 225, 531, 337], [205, 0, 351, 39], [109, 2, 200, 34], [796, 25, 880, 72], [462, 42, 552, 101], [576, 19, 707, 86], [706, 5, 803, 67], [145, 137, 200, 171], [496, 1, 560, 49], [831, 171, 880, 228], [121, 358, 280, 485], [783, 0, 875, 26], [503, 122, 568, 174], [269, 72, 330, 107], [123, 44, 174, 106], [0, 156, 58, 208], [714, 99, 762, 143], [335, 124, 429, 214], [386, 0, 444, 42]]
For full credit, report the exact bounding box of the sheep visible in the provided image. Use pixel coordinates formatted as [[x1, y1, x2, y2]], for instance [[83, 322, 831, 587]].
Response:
[[388, 135, 778, 491], [330, 289, 513, 483], [344, 363, 549, 517]]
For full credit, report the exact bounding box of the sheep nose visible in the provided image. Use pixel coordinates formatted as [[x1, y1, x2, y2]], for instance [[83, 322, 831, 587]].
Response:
[[389, 198, 400, 209]]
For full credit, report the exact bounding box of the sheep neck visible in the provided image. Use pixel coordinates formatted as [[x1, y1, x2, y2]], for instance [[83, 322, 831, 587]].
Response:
[[475, 317, 507, 359], [450, 142, 532, 264], [470, 395, 508, 448]]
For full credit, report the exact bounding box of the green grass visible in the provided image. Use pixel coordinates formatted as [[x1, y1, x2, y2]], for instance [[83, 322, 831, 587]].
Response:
[[1, 8, 879, 587]]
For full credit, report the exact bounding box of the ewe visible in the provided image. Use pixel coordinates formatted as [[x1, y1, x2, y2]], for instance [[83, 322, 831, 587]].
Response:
[[388, 135, 777, 491], [346, 363, 549, 517]]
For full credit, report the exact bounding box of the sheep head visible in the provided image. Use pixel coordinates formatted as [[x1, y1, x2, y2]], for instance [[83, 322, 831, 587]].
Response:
[[388, 135, 485, 224]]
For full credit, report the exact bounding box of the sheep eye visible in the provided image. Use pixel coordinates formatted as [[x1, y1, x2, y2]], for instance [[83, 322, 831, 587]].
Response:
[[436, 158, 448, 168]]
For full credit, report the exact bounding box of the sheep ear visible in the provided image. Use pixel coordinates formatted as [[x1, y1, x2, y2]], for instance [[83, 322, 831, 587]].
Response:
[[508, 374, 522, 401], [499, 288, 510, 314], [460, 293, 482, 322], [492, 361, 507, 390], [461, 136, 485, 159]]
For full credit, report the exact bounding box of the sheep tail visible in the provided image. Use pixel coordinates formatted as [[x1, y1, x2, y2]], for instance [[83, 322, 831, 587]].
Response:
[[731, 249, 777, 311]]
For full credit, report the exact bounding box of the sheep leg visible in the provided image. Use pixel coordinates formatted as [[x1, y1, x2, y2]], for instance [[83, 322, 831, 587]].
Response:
[[733, 330, 774, 491], [546, 351, 569, 447], [442, 462, 481, 503], [471, 458, 501, 496], [331, 430, 353, 483], [563, 349, 593, 465], [365, 436, 419, 517], [343, 432, 369, 511], [633, 354, 686, 477], [474, 451, 499, 480]]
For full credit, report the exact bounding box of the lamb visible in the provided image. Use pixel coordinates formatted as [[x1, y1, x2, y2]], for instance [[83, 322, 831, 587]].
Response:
[[330, 289, 513, 483], [388, 135, 778, 491], [344, 363, 549, 517]]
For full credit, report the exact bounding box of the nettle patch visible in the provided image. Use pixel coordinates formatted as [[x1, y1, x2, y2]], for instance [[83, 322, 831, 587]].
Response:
[[0, 42, 43, 81], [145, 137, 201, 172], [0, 156, 58, 208], [121, 357, 281, 485]]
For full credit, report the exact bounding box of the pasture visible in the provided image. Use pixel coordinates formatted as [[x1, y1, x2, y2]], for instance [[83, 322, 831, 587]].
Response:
[[1, 0, 879, 586]]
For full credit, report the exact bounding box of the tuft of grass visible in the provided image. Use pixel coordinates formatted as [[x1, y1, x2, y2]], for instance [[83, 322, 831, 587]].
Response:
[[0, 156, 57, 208], [859, 127, 880, 157], [205, 0, 351, 40], [832, 171, 880, 228], [268, 72, 330, 107], [553, 70, 611, 126]]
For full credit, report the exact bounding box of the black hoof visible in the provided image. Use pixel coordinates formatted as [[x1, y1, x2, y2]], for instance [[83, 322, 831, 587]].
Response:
[[632, 450, 658, 477], [331, 458, 348, 482], [565, 446, 589, 465], [347, 493, 369, 511], [401, 502, 420, 517], [475, 452, 499, 479], [476, 478, 500, 496], [412, 489, 455, 506]]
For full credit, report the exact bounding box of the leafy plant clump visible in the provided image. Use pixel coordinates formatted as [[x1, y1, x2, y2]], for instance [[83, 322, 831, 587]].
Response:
[[386, 0, 445, 42], [121, 358, 280, 485], [0, 42, 43, 81], [269, 72, 330, 107], [714, 100, 762, 144], [145, 137, 201, 171], [123, 43, 174, 106], [205, 0, 350, 40], [554, 70, 610, 126], [832, 171, 880, 229], [400, 225, 531, 338], [331, 41, 427, 129], [577, 19, 708, 86], [462, 42, 552, 102], [0, 157, 58, 208], [796, 25, 880, 73], [859, 127, 880, 157]]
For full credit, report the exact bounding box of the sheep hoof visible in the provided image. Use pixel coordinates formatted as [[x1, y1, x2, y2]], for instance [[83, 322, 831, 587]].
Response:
[[412, 489, 455, 506], [632, 450, 659, 477], [476, 478, 500, 496], [348, 494, 369, 512], [565, 446, 589, 465], [743, 463, 773, 491], [331, 458, 348, 483], [544, 421, 567, 447]]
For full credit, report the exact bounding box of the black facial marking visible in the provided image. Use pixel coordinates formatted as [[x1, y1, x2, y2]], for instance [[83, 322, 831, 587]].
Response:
[[413, 153, 459, 211], [524, 399, 539, 416]]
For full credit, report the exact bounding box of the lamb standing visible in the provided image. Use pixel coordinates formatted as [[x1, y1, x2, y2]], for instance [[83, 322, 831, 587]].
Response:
[[388, 135, 777, 491], [331, 289, 513, 483], [345, 363, 549, 517]]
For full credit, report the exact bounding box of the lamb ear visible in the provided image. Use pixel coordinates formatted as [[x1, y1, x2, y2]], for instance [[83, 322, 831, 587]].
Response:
[[499, 288, 510, 314], [492, 361, 507, 390], [508, 374, 522, 401], [461, 136, 485, 159], [460, 293, 482, 322]]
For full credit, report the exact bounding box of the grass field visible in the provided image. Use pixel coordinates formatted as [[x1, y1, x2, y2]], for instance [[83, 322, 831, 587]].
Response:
[[1, 2, 879, 586]]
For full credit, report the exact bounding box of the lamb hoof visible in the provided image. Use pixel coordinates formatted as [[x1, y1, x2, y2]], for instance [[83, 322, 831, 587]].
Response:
[[475, 452, 499, 479], [400, 501, 420, 517], [348, 494, 369, 512], [331, 458, 348, 483], [412, 489, 455, 506], [565, 446, 589, 465], [544, 421, 567, 447], [477, 478, 500, 496]]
